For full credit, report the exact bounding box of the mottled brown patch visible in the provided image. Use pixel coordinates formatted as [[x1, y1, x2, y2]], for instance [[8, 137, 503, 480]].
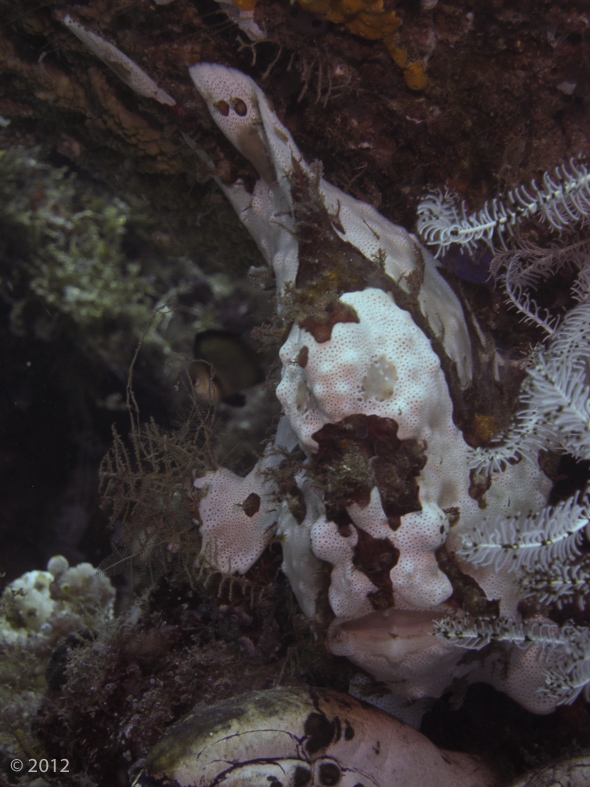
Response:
[[311, 415, 425, 525], [299, 298, 359, 343], [468, 468, 492, 509], [297, 345, 309, 368], [357, 417, 426, 526], [318, 761, 341, 785], [232, 97, 248, 116], [353, 527, 398, 610], [444, 506, 460, 527], [311, 417, 374, 510], [241, 492, 260, 517], [304, 711, 335, 754], [214, 99, 229, 116], [436, 546, 499, 618], [308, 415, 428, 610], [287, 488, 307, 524]]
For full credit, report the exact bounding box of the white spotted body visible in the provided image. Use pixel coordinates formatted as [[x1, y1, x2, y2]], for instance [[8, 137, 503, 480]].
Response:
[[188, 63, 590, 719]]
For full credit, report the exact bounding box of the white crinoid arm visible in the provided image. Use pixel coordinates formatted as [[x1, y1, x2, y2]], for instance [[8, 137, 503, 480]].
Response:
[[520, 556, 590, 610], [469, 300, 590, 475], [523, 302, 590, 461], [417, 157, 590, 257], [457, 490, 590, 573]]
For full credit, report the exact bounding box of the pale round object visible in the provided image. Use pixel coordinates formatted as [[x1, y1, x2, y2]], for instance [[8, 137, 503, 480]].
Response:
[[135, 687, 495, 787]]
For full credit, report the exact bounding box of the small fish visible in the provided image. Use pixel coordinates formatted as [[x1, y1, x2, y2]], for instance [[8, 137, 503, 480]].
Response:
[[190, 329, 264, 405]]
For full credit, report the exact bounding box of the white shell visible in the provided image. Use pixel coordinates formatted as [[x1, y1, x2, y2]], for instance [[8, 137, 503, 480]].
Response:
[[509, 754, 590, 787], [135, 687, 494, 786]]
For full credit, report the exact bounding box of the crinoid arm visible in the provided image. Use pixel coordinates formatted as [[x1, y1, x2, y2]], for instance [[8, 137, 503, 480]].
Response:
[[417, 157, 590, 256], [457, 491, 590, 573]]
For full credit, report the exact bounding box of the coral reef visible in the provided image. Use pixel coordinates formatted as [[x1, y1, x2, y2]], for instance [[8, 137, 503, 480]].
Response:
[[1, 1, 590, 785], [0, 556, 114, 758], [0, 147, 161, 365], [0, 143, 272, 587], [32, 549, 322, 785]]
